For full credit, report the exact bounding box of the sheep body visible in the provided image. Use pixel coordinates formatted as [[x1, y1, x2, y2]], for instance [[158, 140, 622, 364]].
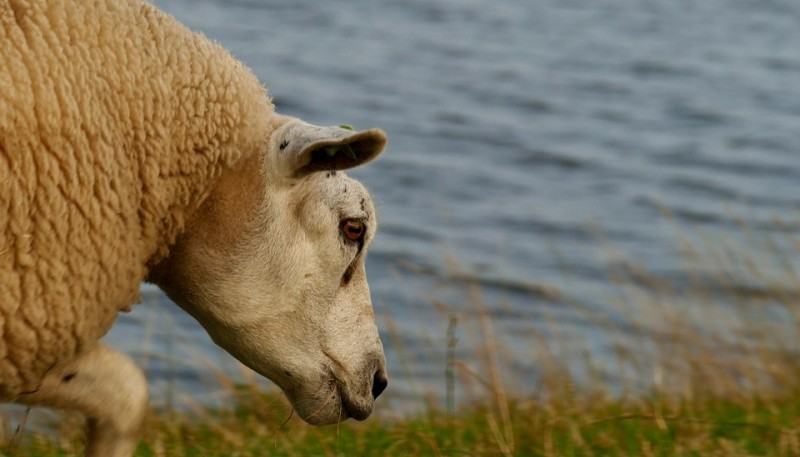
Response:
[[0, 0, 272, 398], [1, 2, 388, 454]]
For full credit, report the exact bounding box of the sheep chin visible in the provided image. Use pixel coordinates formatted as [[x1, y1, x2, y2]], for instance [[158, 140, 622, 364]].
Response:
[[282, 372, 376, 425]]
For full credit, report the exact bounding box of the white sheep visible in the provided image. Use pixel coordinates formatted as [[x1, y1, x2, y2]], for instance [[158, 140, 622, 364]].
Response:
[[0, 0, 388, 455]]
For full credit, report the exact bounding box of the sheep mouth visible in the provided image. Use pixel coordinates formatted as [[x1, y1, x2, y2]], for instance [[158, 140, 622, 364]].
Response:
[[325, 365, 374, 421], [337, 384, 373, 421]]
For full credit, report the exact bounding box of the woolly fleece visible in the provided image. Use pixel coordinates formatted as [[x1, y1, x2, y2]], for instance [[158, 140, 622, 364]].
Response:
[[0, 0, 273, 398]]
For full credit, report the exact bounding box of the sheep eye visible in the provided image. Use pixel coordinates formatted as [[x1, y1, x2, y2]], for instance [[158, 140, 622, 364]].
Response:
[[341, 220, 365, 242]]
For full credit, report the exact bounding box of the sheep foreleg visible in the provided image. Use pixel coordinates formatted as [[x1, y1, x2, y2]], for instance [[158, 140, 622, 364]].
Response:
[[16, 344, 148, 457]]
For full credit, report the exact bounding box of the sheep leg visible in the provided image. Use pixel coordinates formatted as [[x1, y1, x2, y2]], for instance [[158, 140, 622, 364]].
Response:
[[17, 344, 148, 457]]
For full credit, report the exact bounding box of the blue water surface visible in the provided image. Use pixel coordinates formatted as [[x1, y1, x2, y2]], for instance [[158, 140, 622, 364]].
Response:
[[103, 0, 800, 413]]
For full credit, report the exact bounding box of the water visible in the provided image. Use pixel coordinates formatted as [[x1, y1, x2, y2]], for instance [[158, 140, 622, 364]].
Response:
[[104, 0, 800, 411]]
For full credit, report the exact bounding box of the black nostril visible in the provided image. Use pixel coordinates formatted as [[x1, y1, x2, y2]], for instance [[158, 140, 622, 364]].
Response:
[[372, 372, 388, 399]]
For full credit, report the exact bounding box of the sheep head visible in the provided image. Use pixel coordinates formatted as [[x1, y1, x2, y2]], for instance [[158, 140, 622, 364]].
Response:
[[151, 115, 388, 425]]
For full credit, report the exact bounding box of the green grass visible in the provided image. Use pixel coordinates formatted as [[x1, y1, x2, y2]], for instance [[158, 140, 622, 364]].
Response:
[[5, 386, 800, 456]]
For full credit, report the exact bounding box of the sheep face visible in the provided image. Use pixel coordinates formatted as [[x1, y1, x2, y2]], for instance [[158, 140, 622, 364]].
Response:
[[153, 116, 388, 425]]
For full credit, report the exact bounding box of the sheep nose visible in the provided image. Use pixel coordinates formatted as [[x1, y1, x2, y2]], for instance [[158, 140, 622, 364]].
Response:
[[372, 371, 388, 399]]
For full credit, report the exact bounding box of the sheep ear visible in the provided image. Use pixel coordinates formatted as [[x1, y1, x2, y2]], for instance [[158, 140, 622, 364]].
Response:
[[274, 120, 387, 177]]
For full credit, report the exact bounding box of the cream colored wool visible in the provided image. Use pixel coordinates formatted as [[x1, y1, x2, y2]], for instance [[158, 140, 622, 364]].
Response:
[[0, 3, 388, 451], [0, 0, 272, 398]]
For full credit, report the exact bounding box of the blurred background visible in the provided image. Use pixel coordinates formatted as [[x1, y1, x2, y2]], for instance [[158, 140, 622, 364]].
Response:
[[106, 0, 800, 416]]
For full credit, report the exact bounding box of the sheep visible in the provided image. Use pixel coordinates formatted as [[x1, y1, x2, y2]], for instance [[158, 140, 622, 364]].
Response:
[[0, 0, 389, 455]]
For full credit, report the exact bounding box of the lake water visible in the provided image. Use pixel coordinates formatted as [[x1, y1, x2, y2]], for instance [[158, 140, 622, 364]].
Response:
[[105, 0, 800, 413]]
